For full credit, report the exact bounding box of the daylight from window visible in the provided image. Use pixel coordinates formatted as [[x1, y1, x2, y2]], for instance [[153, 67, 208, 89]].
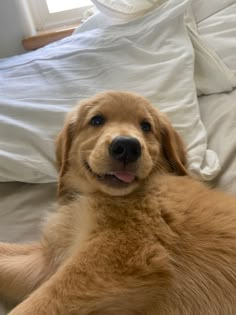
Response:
[[46, 0, 92, 13]]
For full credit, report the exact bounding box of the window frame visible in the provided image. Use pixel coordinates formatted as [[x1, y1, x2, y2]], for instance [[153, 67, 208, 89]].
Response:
[[27, 0, 93, 31]]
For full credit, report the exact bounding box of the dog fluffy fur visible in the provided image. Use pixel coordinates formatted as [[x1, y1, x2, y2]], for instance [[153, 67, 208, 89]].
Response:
[[1, 91, 236, 314]]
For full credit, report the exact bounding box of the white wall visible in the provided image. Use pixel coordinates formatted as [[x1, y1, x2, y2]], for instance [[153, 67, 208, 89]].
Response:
[[0, 1, 26, 58]]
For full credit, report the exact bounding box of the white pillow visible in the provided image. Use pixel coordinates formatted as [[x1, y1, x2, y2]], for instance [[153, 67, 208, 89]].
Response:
[[91, 0, 166, 22], [192, 0, 236, 23], [0, 0, 220, 183], [91, 0, 235, 24], [197, 2, 236, 74]]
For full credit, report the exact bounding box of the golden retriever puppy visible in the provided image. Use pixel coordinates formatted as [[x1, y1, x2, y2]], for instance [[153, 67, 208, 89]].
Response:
[[1, 91, 236, 315]]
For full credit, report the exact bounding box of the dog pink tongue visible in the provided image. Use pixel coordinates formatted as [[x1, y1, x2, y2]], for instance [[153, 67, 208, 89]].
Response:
[[112, 172, 135, 183]]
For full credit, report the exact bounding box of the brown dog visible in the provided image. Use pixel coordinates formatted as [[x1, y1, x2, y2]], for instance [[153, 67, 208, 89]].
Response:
[[1, 91, 236, 314]]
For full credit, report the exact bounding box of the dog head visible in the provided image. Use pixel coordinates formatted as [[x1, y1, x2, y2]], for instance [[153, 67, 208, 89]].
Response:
[[56, 91, 187, 200]]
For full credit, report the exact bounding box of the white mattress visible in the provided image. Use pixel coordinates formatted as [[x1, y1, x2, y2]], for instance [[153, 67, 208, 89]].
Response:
[[1, 1, 236, 313]]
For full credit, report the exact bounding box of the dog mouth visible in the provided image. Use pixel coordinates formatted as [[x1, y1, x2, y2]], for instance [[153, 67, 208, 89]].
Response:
[[85, 162, 137, 187]]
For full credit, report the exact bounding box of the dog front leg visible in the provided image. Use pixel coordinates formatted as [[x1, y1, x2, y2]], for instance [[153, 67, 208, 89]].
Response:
[[7, 262, 121, 315], [7, 243, 155, 315], [0, 242, 54, 303]]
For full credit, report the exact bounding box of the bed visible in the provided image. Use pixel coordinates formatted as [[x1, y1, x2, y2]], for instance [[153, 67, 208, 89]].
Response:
[[0, 0, 236, 313]]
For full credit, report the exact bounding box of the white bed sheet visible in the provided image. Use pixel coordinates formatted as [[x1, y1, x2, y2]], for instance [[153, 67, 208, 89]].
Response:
[[1, 1, 236, 314]]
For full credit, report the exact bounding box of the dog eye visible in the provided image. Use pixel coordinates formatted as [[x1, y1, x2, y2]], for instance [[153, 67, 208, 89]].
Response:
[[141, 121, 152, 132], [90, 115, 105, 126]]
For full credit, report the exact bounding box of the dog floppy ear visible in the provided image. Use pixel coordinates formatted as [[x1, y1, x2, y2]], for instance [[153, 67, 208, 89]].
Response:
[[56, 110, 77, 199], [158, 113, 188, 176]]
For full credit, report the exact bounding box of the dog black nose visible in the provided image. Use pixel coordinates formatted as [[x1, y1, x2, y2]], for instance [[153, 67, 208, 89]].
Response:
[[109, 136, 141, 163]]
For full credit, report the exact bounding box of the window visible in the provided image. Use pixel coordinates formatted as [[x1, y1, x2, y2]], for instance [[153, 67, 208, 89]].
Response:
[[27, 0, 93, 32], [46, 0, 92, 13]]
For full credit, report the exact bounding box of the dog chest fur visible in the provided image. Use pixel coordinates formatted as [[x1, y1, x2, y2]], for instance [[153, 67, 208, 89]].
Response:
[[41, 174, 236, 314]]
